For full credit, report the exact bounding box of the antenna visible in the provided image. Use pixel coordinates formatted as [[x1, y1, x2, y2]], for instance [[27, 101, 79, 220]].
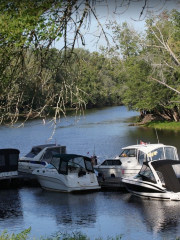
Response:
[[155, 128, 159, 143]]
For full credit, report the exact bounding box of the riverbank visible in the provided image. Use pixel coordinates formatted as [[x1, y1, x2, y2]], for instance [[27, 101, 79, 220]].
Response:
[[130, 114, 180, 131]]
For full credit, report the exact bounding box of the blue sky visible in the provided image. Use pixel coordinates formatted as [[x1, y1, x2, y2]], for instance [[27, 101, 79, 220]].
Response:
[[54, 0, 179, 52]]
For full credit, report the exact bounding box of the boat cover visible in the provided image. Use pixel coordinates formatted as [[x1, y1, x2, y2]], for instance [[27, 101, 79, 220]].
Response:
[[52, 154, 94, 175], [151, 160, 180, 193], [0, 149, 20, 173]]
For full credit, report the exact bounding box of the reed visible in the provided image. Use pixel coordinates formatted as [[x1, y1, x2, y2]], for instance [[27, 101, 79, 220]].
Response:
[[0, 228, 123, 240]]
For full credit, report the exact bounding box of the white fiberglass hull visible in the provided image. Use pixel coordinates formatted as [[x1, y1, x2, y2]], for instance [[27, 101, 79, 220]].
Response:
[[18, 162, 47, 175], [33, 169, 101, 192], [122, 178, 180, 201]]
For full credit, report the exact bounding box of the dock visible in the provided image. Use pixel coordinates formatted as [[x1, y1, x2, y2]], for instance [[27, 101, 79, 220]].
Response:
[[97, 176, 126, 190]]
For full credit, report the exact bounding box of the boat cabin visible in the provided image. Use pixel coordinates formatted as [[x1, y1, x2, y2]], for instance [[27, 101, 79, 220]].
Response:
[[118, 143, 179, 177], [119, 143, 178, 164], [49, 154, 95, 175], [23, 144, 66, 161]]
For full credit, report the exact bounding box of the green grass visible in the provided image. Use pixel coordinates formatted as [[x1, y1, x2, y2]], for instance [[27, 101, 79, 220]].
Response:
[[1, 228, 180, 240], [0, 228, 123, 240], [145, 121, 180, 130]]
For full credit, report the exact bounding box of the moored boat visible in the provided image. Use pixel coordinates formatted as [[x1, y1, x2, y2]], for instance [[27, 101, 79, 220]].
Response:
[[18, 144, 66, 178], [122, 159, 180, 200], [94, 143, 180, 180], [32, 153, 101, 192], [0, 148, 21, 188]]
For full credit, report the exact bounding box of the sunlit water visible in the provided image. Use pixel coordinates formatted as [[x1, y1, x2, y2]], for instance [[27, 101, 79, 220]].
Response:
[[0, 106, 180, 239]]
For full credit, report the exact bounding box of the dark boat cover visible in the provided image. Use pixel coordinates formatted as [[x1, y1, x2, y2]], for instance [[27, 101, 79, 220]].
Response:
[[0, 149, 20, 173], [151, 160, 180, 193]]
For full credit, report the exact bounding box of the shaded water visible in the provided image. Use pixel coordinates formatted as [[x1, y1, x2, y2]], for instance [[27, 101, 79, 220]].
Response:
[[0, 106, 180, 239]]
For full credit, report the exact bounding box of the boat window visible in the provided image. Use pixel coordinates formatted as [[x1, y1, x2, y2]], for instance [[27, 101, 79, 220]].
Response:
[[9, 154, 18, 166], [156, 171, 165, 185], [135, 164, 156, 183], [138, 151, 147, 165], [59, 160, 68, 174], [51, 157, 61, 170], [106, 160, 121, 165], [120, 149, 136, 157], [0, 155, 5, 166], [101, 161, 107, 165], [85, 160, 94, 172], [42, 148, 62, 162], [73, 157, 86, 169], [68, 159, 80, 169], [107, 160, 113, 165], [148, 148, 164, 161], [164, 147, 178, 160], [113, 160, 121, 165], [25, 147, 42, 158]]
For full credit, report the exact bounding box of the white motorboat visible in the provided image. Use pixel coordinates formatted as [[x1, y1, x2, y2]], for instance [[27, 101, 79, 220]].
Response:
[[94, 143, 180, 179], [18, 144, 66, 176], [0, 148, 21, 188], [93, 158, 122, 177], [122, 159, 180, 201], [32, 153, 101, 192]]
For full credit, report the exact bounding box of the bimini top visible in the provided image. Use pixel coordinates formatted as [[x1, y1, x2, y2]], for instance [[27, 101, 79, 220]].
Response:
[[52, 153, 91, 161], [51, 154, 94, 175], [150, 160, 180, 193]]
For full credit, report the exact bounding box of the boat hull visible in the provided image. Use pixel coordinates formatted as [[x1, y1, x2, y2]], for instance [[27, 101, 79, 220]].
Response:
[[33, 169, 101, 192], [122, 179, 180, 201]]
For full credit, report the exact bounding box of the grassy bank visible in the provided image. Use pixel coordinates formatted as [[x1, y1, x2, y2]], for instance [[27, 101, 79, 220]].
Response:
[[144, 121, 180, 131], [0, 228, 123, 240]]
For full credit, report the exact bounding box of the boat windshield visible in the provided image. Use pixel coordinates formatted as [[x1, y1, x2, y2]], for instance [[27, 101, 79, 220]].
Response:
[[41, 148, 62, 162], [119, 149, 136, 157], [164, 147, 178, 160], [147, 147, 178, 161], [25, 147, 42, 158], [135, 164, 156, 183]]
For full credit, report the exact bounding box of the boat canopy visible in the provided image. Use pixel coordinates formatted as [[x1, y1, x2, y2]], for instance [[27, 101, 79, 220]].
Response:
[[151, 160, 180, 193], [0, 148, 20, 173], [51, 154, 94, 175]]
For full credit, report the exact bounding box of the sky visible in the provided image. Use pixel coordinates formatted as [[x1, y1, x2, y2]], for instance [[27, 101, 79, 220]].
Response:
[[54, 0, 179, 53]]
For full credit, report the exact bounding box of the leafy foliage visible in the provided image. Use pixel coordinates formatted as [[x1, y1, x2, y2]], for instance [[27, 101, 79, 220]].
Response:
[[108, 8, 180, 121]]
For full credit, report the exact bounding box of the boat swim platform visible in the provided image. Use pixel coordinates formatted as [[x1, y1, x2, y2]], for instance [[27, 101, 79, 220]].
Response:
[[97, 176, 126, 190]]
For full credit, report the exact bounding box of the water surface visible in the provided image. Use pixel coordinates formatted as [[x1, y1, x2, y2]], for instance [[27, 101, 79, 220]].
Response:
[[0, 106, 180, 239]]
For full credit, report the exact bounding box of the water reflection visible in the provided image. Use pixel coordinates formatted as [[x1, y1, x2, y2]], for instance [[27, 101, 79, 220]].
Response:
[[35, 190, 97, 229], [0, 189, 23, 220], [126, 195, 180, 239]]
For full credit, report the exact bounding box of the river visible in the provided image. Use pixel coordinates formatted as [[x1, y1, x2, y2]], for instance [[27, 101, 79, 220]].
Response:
[[0, 106, 180, 240]]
